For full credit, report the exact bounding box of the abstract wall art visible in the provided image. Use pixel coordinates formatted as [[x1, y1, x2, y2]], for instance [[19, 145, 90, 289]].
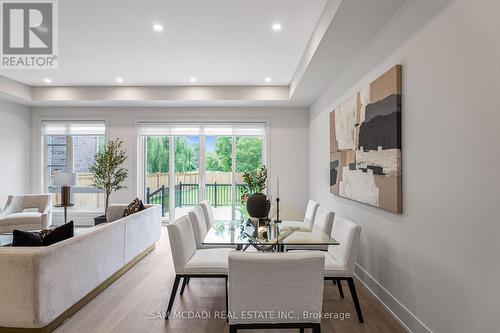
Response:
[[330, 65, 402, 213]]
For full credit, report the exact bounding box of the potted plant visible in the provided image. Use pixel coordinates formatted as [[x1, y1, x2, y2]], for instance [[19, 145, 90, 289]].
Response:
[[89, 138, 128, 225], [240, 165, 269, 221]]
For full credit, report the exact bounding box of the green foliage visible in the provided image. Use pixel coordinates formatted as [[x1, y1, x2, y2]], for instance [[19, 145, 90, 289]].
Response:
[[145, 136, 262, 174], [146, 137, 169, 173], [174, 137, 199, 172], [89, 139, 128, 215], [235, 137, 262, 173], [240, 165, 267, 204]]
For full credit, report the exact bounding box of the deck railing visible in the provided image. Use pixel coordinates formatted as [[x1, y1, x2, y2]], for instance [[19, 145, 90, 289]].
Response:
[[146, 183, 250, 217]]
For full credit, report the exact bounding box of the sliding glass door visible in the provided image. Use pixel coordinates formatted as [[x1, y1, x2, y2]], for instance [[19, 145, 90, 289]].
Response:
[[145, 136, 170, 219], [174, 136, 200, 218], [139, 123, 266, 221]]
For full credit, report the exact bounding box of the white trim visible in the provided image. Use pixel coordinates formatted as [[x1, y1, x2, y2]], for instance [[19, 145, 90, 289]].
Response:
[[354, 264, 433, 333]]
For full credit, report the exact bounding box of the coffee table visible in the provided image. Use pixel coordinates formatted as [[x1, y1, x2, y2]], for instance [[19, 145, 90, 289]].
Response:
[[0, 234, 13, 247]]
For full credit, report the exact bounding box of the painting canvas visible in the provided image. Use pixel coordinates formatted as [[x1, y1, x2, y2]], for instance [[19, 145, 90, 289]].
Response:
[[330, 65, 402, 213]]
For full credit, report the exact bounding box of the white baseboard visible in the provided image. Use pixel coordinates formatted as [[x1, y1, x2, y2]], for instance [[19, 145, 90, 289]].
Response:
[[354, 264, 433, 333]]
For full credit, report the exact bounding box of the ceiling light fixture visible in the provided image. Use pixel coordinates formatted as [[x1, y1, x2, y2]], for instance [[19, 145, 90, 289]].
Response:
[[272, 23, 282, 31], [189, 77, 197, 83], [153, 24, 164, 32], [265, 77, 272, 82], [43, 78, 52, 83], [116, 77, 124, 83]]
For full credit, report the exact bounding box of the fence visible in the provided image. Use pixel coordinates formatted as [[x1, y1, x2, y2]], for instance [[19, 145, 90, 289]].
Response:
[[146, 183, 250, 217]]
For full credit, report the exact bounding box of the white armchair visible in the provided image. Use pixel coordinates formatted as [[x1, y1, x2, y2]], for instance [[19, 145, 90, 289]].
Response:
[[0, 195, 52, 233], [324, 217, 363, 322], [228, 251, 324, 333], [165, 215, 232, 319]]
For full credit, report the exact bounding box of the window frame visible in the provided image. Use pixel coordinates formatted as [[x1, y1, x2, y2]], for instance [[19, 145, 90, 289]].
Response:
[[41, 119, 109, 212], [137, 121, 269, 222]]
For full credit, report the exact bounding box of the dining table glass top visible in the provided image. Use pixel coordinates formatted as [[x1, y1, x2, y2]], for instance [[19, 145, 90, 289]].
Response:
[[203, 219, 339, 247]]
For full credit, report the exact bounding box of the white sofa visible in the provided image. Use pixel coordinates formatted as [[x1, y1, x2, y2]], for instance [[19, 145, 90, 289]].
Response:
[[0, 204, 161, 331], [0, 194, 52, 233]]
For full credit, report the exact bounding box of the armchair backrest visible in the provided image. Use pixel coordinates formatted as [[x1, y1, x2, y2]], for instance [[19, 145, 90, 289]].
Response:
[[188, 207, 208, 249], [228, 251, 325, 325], [200, 200, 214, 229], [304, 200, 319, 229], [328, 217, 361, 275], [2, 195, 52, 215], [166, 216, 197, 274], [314, 206, 335, 235]]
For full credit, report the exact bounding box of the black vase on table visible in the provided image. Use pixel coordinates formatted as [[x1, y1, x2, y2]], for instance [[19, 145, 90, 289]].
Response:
[[246, 193, 270, 219]]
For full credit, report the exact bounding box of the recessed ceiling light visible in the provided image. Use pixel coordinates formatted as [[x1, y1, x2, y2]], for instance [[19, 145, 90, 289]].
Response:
[[265, 77, 272, 82], [272, 23, 282, 31], [43, 78, 52, 83], [116, 77, 124, 83], [189, 77, 197, 83], [153, 24, 164, 32]]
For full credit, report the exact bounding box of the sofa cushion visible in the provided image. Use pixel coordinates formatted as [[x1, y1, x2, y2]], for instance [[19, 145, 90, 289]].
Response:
[[12, 229, 44, 246], [0, 212, 42, 225], [43, 221, 74, 246], [122, 198, 146, 217], [11, 222, 74, 247]]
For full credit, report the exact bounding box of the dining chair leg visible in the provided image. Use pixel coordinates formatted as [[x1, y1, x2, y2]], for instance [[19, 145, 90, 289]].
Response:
[[333, 279, 336, 285], [229, 325, 237, 333], [336, 279, 344, 298], [313, 323, 321, 333], [300, 328, 304, 333], [180, 277, 189, 295], [225, 276, 229, 322], [165, 275, 181, 319], [347, 277, 364, 323], [186, 277, 190, 285]]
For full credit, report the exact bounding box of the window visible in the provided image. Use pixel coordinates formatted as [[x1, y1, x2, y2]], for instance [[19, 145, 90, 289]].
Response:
[[138, 123, 267, 221], [42, 121, 106, 210]]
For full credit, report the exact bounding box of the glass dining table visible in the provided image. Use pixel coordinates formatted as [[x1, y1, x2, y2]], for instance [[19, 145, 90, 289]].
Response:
[[203, 219, 339, 252]]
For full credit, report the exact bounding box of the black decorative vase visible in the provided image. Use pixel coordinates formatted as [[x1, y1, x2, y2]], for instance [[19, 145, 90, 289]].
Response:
[[246, 193, 271, 219]]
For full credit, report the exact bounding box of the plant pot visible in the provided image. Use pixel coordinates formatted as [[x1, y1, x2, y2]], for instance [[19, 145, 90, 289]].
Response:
[[246, 193, 270, 219], [94, 215, 107, 225]]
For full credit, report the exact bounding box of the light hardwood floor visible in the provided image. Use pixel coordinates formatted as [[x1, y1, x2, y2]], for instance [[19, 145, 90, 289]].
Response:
[[54, 227, 406, 333]]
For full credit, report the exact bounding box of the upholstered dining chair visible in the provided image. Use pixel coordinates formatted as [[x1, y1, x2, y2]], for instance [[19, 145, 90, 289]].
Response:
[[200, 199, 215, 229], [183, 207, 237, 292], [286, 206, 335, 251], [228, 251, 325, 333], [304, 199, 319, 229], [165, 215, 232, 319], [324, 217, 364, 323]]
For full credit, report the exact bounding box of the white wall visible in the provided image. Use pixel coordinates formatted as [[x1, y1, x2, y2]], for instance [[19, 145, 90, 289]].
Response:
[[309, 1, 500, 332], [30, 107, 309, 223], [0, 100, 31, 206]]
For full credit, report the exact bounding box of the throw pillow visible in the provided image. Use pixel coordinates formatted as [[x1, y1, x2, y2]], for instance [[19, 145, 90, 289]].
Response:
[[42, 221, 74, 246], [123, 198, 146, 217], [12, 229, 43, 247]]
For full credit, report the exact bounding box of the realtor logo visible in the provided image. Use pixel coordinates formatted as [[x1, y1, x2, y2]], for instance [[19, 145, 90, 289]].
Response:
[[1, 0, 58, 68]]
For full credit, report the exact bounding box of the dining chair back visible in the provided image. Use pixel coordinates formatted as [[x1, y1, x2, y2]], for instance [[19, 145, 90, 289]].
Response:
[[324, 216, 364, 323], [200, 200, 214, 229], [166, 215, 197, 275], [328, 217, 361, 276], [304, 200, 319, 229], [188, 207, 208, 249], [228, 251, 324, 332], [314, 206, 335, 236]]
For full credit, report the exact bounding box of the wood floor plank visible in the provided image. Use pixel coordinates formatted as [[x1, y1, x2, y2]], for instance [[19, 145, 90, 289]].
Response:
[[54, 227, 406, 333]]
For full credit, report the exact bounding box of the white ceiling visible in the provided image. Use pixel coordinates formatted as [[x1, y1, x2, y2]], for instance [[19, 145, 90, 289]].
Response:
[[0, 0, 328, 86]]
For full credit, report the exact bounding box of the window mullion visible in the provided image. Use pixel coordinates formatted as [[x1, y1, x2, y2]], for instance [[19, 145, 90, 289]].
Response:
[[231, 135, 236, 220]]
